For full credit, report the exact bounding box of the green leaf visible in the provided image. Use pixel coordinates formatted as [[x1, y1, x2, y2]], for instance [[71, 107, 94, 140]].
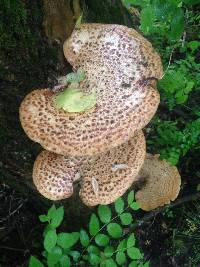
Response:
[[127, 247, 142, 260], [59, 255, 71, 267], [117, 239, 127, 252], [107, 223, 122, 239], [104, 246, 115, 257], [89, 214, 100, 236], [50, 206, 64, 228], [44, 230, 57, 252], [120, 213, 133, 225], [128, 261, 138, 267], [89, 253, 101, 266], [140, 6, 155, 34], [169, 8, 184, 40], [98, 205, 112, 223], [104, 258, 118, 267], [87, 245, 101, 255], [55, 88, 96, 113], [80, 229, 90, 247], [95, 234, 110, 246], [39, 215, 49, 223], [66, 69, 86, 83], [130, 202, 140, 210], [128, 191, 135, 205], [47, 246, 62, 267], [47, 205, 56, 219], [127, 233, 136, 248], [68, 250, 80, 262], [29, 256, 44, 267], [114, 197, 124, 214], [57, 232, 79, 249], [116, 252, 126, 265]]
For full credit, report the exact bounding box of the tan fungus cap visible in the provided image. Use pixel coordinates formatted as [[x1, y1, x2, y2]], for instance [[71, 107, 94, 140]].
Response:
[[80, 131, 146, 206], [33, 150, 84, 200], [20, 23, 162, 157], [135, 153, 181, 211]]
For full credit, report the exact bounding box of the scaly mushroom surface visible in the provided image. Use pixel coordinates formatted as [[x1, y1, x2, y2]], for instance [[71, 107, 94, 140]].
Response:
[[80, 131, 146, 205], [20, 23, 162, 156], [33, 131, 145, 203], [135, 154, 181, 211]]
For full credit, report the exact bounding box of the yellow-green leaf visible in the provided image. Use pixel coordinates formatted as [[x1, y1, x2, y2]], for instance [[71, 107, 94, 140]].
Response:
[[55, 88, 96, 113]]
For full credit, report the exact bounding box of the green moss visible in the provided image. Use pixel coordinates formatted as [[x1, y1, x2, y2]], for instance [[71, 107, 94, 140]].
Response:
[[0, 0, 58, 87]]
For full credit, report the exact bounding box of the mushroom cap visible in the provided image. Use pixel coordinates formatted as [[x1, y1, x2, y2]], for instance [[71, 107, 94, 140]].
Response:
[[20, 23, 162, 156], [33, 150, 84, 200], [79, 130, 146, 206], [135, 154, 181, 211]]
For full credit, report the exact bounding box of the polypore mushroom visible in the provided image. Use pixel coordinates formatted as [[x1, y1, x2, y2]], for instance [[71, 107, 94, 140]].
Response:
[[33, 131, 145, 202], [33, 150, 84, 200], [79, 131, 146, 206], [135, 154, 181, 211], [20, 23, 162, 157]]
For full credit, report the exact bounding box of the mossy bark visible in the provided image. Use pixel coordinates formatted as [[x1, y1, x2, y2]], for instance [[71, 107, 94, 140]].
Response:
[[0, 0, 131, 226]]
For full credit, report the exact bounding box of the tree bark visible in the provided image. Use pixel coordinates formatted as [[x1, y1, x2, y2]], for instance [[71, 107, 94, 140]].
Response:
[[0, 0, 132, 225]]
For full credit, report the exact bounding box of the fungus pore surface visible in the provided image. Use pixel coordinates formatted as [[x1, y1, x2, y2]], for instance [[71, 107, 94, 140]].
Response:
[[20, 23, 162, 156], [135, 153, 181, 211]]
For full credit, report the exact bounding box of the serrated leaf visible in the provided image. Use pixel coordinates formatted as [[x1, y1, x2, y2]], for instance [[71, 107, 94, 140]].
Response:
[[98, 205, 112, 223], [57, 232, 79, 249], [47, 246, 62, 267], [114, 197, 124, 214], [89, 214, 100, 236], [29, 256, 44, 267], [89, 253, 101, 266], [44, 230, 57, 252], [55, 88, 96, 113], [107, 223, 122, 239], [127, 233, 136, 248], [59, 255, 71, 267], [116, 252, 126, 265], [104, 246, 115, 257], [127, 247, 142, 260], [95, 234, 110, 246], [50, 206, 64, 228], [130, 202, 140, 210], [80, 229, 90, 247], [117, 239, 127, 252], [120, 213, 133, 225], [128, 191, 135, 205]]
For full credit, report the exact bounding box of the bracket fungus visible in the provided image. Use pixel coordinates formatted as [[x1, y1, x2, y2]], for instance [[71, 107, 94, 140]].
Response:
[[20, 23, 163, 157], [19, 23, 175, 208], [33, 131, 145, 203], [135, 154, 181, 211], [33, 150, 84, 200]]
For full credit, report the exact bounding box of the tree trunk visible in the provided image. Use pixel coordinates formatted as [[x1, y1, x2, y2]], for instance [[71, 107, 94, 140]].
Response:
[[0, 0, 131, 225]]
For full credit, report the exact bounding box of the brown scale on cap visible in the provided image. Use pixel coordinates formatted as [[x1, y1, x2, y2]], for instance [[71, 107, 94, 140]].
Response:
[[79, 131, 146, 206], [33, 131, 145, 203], [20, 23, 162, 156], [33, 150, 84, 200], [135, 153, 181, 211]]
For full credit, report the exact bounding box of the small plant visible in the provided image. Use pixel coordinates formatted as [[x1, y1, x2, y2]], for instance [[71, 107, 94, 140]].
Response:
[[29, 191, 149, 267]]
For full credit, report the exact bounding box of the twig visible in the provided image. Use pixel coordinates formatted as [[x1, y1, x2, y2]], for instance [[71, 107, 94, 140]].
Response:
[[130, 192, 200, 231], [0, 246, 27, 253]]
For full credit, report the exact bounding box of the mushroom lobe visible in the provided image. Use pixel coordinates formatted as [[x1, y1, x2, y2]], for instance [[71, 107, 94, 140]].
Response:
[[20, 23, 162, 157]]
